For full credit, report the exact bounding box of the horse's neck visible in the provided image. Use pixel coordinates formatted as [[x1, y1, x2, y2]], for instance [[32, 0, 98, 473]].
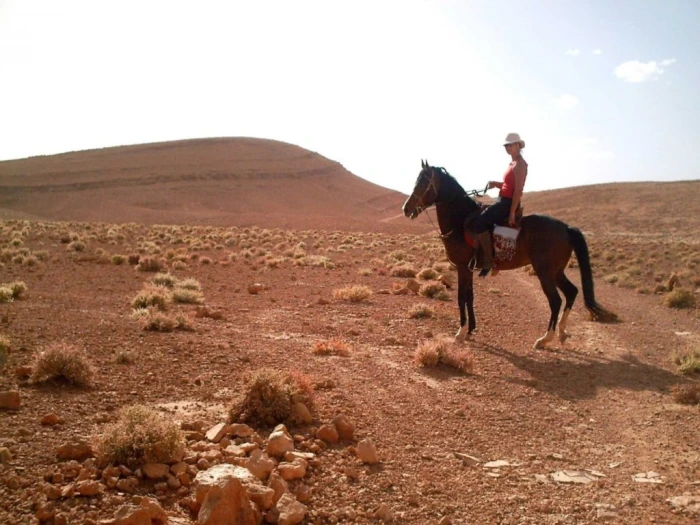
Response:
[[435, 195, 477, 235]]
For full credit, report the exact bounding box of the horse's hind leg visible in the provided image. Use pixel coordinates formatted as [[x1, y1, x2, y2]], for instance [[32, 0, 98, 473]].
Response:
[[555, 272, 578, 343], [534, 274, 562, 350]]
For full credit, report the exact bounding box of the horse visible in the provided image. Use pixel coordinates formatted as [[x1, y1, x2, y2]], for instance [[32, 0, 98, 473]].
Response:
[[402, 160, 617, 349]]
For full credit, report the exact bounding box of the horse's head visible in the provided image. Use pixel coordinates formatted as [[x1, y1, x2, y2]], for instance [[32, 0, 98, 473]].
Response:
[[403, 159, 441, 219]]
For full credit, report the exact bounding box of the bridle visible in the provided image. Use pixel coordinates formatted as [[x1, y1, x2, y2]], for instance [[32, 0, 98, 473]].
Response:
[[412, 167, 439, 215]]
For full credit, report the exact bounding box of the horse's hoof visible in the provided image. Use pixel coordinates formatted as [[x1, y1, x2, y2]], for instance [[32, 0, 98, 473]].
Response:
[[533, 339, 547, 350], [559, 331, 570, 344]]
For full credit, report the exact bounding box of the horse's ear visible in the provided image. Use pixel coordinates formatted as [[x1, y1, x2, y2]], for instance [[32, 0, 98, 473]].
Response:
[[421, 159, 426, 168]]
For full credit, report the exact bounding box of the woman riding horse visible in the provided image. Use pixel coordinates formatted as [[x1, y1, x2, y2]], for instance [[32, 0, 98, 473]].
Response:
[[402, 158, 617, 349], [471, 132, 528, 277]]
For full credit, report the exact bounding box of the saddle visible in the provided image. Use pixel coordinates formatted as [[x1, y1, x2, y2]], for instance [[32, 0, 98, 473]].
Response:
[[463, 206, 524, 268]]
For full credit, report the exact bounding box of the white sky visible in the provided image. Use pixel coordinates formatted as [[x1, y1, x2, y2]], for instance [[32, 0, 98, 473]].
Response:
[[1, 0, 698, 194]]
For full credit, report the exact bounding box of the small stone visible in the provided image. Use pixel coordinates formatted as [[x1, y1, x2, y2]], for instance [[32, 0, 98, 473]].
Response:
[[248, 283, 264, 295], [56, 442, 94, 461], [0, 447, 12, 463], [229, 423, 254, 438], [356, 438, 379, 465], [332, 414, 354, 441], [278, 459, 307, 481], [205, 422, 228, 443], [267, 431, 294, 458], [75, 480, 104, 496], [373, 503, 393, 522], [290, 402, 313, 424], [277, 492, 307, 525], [0, 390, 21, 410], [143, 463, 169, 480], [245, 449, 275, 480], [41, 413, 63, 426], [316, 424, 339, 444]]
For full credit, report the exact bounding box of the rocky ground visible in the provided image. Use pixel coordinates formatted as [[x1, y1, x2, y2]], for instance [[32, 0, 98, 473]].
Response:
[[0, 220, 699, 524]]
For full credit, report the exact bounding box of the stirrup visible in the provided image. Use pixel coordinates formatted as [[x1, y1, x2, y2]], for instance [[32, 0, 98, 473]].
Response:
[[468, 257, 478, 272]]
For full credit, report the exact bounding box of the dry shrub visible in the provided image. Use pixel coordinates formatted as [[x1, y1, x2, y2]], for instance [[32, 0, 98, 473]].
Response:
[[391, 265, 417, 278], [199, 256, 213, 265], [417, 268, 438, 280], [414, 338, 474, 373], [672, 384, 700, 405], [5, 281, 27, 299], [333, 285, 373, 303], [151, 273, 178, 288], [94, 405, 184, 467], [672, 347, 700, 375], [177, 278, 201, 291], [408, 303, 435, 319], [664, 288, 696, 309], [131, 285, 172, 310], [111, 254, 127, 265], [419, 281, 450, 301], [127, 254, 140, 265], [171, 288, 204, 304], [31, 342, 94, 386], [313, 338, 350, 357], [67, 241, 86, 252], [137, 309, 192, 332], [229, 368, 315, 427], [0, 286, 14, 303], [137, 256, 163, 272], [115, 351, 136, 365], [0, 335, 9, 369], [358, 268, 372, 276]]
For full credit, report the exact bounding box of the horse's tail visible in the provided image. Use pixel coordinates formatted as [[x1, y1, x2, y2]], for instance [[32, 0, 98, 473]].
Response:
[[567, 227, 618, 323]]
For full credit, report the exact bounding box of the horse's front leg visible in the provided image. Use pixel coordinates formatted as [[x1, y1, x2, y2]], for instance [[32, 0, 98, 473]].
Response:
[[455, 265, 475, 342]]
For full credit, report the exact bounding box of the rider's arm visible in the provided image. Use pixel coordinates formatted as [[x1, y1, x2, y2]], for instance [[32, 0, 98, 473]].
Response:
[[488, 180, 503, 189], [509, 161, 527, 218]]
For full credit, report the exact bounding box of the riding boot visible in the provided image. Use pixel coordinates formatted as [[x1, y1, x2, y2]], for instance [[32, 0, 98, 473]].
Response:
[[477, 231, 493, 277]]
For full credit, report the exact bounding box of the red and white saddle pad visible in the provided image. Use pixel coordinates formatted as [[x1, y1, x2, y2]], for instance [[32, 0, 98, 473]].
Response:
[[493, 226, 519, 262]]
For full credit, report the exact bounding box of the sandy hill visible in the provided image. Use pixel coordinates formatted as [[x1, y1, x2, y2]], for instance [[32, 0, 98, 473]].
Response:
[[0, 137, 697, 235], [0, 138, 423, 232]]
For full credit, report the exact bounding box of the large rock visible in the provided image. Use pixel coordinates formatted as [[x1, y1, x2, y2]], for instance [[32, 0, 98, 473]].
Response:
[[206, 422, 229, 443], [194, 464, 258, 507], [114, 497, 166, 525], [316, 424, 339, 444], [143, 463, 169, 480], [245, 449, 275, 481], [198, 476, 260, 525]]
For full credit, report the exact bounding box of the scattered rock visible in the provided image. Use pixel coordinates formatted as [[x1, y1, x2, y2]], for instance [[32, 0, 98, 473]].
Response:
[[278, 459, 307, 481], [483, 460, 510, 469], [142, 463, 169, 480], [244, 449, 276, 481], [0, 447, 12, 463], [75, 480, 104, 496], [247, 283, 264, 295], [198, 475, 260, 525], [56, 441, 94, 461], [290, 402, 313, 424], [205, 422, 228, 443], [41, 413, 64, 426], [0, 390, 20, 410], [667, 495, 700, 514], [356, 438, 379, 465], [373, 503, 394, 522], [633, 471, 664, 484], [267, 430, 294, 458], [551, 470, 600, 484], [277, 492, 307, 525], [229, 423, 254, 438], [316, 424, 339, 444], [454, 452, 480, 467]]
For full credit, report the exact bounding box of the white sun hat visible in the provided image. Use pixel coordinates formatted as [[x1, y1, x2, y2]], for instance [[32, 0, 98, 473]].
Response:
[[503, 132, 525, 148]]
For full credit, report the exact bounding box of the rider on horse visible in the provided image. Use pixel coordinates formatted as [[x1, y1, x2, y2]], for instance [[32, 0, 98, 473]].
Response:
[[470, 132, 528, 277]]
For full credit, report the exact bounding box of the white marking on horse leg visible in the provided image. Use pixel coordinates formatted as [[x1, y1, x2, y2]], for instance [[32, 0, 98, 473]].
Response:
[[534, 330, 555, 350], [455, 325, 469, 343], [559, 308, 571, 343]]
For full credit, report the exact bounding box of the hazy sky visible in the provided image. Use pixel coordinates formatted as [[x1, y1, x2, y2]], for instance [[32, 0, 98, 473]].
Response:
[[1, 0, 698, 194]]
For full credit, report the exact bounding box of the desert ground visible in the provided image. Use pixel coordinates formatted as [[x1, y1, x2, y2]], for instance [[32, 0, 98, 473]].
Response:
[[0, 139, 698, 525]]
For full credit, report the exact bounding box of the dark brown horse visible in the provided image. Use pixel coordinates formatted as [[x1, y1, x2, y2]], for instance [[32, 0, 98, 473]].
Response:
[[402, 160, 617, 349]]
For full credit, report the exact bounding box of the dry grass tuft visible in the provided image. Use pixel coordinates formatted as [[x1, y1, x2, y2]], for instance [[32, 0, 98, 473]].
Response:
[[31, 342, 95, 386], [131, 285, 172, 310], [408, 303, 435, 319], [414, 338, 474, 373], [672, 384, 700, 405], [0, 286, 14, 303], [136, 256, 163, 272], [229, 368, 315, 426], [0, 335, 9, 369], [111, 254, 127, 265], [333, 285, 373, 303], [135, 308, 192, 332], [171, 287, 204, 305], [417, 268, 438, 280], [664, 288, 696, 309], [150, 272, 178, 288], [391, 265, 417, 278], [419, 281, 450, 301], [5, 281, 27, 299], [94, 405, 184, 467], [672, 346, 700, 375], [313, 338, 350, 357]]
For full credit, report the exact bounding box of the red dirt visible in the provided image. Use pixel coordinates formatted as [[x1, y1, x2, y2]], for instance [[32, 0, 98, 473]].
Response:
[[0, 139, 698, 524]]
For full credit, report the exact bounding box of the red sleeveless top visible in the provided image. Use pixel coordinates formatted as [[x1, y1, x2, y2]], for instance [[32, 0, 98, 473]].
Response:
[[499, 160, 527, 198]]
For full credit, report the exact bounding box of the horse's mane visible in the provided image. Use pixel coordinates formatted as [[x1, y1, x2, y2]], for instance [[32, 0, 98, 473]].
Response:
[[433, 166, 478, 211]]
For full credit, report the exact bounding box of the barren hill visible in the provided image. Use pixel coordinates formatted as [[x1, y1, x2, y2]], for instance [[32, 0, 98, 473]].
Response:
[[0, 138, 423, 232]]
